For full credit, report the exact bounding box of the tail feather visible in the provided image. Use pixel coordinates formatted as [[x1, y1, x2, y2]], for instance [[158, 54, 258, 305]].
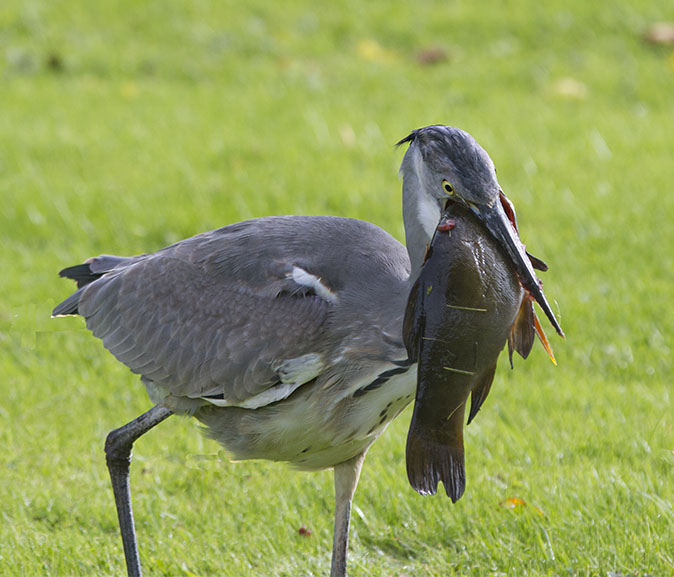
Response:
[[52, 288, 85, 316], [54, 255, 131, 316], [59, 263, 101, 288]]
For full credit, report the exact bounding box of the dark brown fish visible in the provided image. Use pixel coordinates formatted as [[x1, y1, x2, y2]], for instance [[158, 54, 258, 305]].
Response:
[[403, 200, 553, 501]]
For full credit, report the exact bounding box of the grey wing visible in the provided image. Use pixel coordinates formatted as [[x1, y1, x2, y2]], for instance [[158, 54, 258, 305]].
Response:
[[55, 215, 412, 408], [69, 232, 334, 406]]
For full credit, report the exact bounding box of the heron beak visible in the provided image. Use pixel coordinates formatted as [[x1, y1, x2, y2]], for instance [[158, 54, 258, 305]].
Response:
[[474, 196, 565, 338]]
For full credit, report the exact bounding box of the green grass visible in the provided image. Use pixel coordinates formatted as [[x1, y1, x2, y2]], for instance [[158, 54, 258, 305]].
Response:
[[2, 0, 673, 575]]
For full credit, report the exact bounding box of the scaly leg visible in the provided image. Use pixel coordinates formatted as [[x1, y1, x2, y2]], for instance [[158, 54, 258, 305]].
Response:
[[330, 451, 367, 577], [105, 405, 173, 577]]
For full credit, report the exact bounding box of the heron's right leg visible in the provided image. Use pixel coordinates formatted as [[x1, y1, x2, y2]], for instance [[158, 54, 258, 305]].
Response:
[[330, 451, 367, 577], [105, 404, 173, 577]]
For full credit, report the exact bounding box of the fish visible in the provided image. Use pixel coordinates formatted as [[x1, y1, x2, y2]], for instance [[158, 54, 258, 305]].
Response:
[[403, 199, 557, 500]]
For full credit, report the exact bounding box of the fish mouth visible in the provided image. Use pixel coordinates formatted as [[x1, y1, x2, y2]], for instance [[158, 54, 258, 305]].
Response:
[[465, 191, 564, 338]]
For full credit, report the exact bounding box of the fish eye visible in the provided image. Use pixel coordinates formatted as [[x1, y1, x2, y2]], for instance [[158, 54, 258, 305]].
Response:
[[442, 180, 454, 195]]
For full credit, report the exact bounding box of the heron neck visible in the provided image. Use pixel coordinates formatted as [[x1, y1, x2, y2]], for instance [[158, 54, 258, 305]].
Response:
[[402, 171, 442, 277]]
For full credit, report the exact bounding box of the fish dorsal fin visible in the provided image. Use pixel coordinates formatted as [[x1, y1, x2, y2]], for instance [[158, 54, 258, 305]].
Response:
[[467, 362, 497, 425], [507, 298, 536, 367], [508, 297, 558, 366]]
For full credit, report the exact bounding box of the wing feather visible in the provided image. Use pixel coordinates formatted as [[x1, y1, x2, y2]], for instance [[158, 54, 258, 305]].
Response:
[[59, 216, 411, 407]]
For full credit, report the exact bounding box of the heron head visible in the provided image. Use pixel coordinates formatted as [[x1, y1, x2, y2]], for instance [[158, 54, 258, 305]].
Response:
[[398, 125, 500, 210], [398, 125, 564, 337]]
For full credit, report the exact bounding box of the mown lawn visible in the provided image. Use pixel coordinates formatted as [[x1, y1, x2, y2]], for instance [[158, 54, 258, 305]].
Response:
[[1, 1, 672, 575]]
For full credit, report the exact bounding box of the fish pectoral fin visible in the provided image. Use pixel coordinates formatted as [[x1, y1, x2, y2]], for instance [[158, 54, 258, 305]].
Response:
[[508, 298, 536, 365], [467, 363, 497, 425]]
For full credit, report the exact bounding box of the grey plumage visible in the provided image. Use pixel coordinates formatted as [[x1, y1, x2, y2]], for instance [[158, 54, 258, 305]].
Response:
[[56, 216, 414, 469]]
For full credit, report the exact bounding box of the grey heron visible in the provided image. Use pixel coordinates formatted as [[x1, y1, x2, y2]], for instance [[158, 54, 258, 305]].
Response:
[[53, 125, 562, 577]]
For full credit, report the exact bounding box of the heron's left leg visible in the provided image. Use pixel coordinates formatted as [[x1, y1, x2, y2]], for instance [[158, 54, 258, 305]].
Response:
[[330, 451, 367, 577], [105, 404, 173, 577]]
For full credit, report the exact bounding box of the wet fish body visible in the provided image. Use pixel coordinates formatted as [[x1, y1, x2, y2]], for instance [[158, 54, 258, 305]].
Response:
[[403, 202, 524, 500]]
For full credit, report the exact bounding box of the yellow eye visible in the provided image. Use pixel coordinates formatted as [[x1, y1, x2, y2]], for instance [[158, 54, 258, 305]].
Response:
[[442, 180, 454, 195]]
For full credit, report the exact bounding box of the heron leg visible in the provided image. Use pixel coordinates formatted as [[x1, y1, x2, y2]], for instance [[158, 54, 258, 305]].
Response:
[[105, 404, 173, 577], [330, 451, 367, 577]]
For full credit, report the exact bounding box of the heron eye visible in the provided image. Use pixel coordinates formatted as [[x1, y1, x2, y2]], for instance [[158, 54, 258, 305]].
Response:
[[442, 180, 454, 195]]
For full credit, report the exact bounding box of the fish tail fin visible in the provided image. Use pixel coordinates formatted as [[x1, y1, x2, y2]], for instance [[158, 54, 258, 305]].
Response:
[[406, 419, 465, 502]]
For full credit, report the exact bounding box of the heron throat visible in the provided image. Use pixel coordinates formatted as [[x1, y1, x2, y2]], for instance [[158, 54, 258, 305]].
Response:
[[400, 155, 442, 274]]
